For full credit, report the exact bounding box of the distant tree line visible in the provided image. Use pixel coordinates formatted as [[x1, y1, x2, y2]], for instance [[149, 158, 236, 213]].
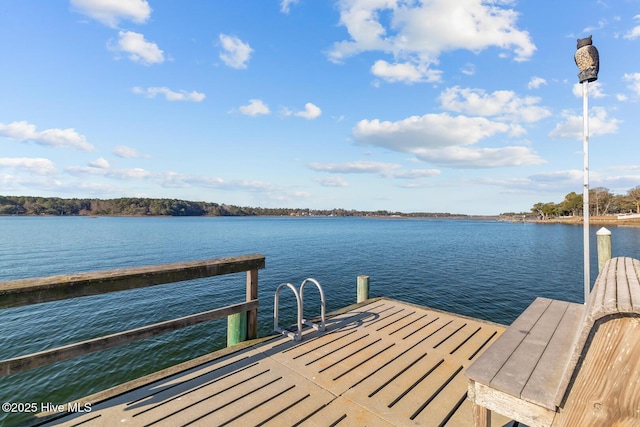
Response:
[[0, 195, 469, 218], [531, 185, 640, 220]]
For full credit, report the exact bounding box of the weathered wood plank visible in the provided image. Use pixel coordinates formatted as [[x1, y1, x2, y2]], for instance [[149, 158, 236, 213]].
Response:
[[470, 381, 555, 427], [615, 258, 631, 312], [552, 317, 640, 426], [594, 257, 640, 317], [521, 302, 583, 409], [0, 254, 265, 308], [560, 258, 640, 405], [629, 258, 640, 311], [0, 300, 258, 376], [605, 256, 622, 311], [465, 298, 552, 385], [589, 257, 613, 315], [458, 393, 512, 427], [490, 300, 570, 402], [472, 396, 491, 427]]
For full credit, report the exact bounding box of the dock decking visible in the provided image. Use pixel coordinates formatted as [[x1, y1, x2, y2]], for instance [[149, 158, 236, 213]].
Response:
[[38, 298, 511, 427]]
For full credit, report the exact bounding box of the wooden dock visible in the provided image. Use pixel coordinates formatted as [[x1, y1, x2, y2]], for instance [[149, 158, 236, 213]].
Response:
[[35, 298, 512, 427]]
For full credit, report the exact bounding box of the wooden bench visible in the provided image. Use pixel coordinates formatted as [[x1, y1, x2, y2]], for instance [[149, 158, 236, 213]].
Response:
[[465, 256, 640, 427]]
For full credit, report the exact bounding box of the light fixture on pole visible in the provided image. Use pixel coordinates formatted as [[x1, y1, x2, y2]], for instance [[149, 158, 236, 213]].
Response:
[[574, 35, 599, 303]]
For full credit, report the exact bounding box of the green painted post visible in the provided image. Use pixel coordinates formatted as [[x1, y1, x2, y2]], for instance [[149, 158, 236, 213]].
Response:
[[357, 275, 369, 303], [227, 312, 247, 347], [596, 227, 612, 272]]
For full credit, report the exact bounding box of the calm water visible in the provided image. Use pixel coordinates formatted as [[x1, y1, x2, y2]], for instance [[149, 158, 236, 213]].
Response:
[[0, 216, 638, 425]]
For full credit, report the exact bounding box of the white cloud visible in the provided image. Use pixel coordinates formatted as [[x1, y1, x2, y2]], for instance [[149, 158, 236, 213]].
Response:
[[132, 86, 205, 102], [71, 0, 151, 28], [413, 146, 545, 168], [390, 169, 441, 179], [352, 112, 543, 168], [110, 31, 164, 65], [0, 157, 57, 174], [624, 15, 640, 40], [572, 81, 605, 98], [64, 163, 307, 201], [159, 172, 223, 188], [491, 168, 637, 195], [0, 120, 95, 151], [114, 168, 152, 179], [328, 0, 535, 82], [439, 86, 551, 123], [582, 19, 607, 35], [66, 165, 153, 180], [113, 145, 148, 158], [371, 60, 440, 84], [218, 34, 253, 69], [308, 160, 440, 179], [315, 176, 348, 187], [295, 103, 322, 120], [353, 113, 513, 151], [610, 165, 640, 172], [308, 161, 401, 175], [280, 0, 299, 14], [548, 107, 621, 139], [238, 99, 270, 116], [0, 173, 66, 193], [89, 157, 110, 169], [475, 170, 592, 195], [159, 173, 309, 202], [461, 63, 476, 76], [623, 73, 640, 96], [529, 170, 583, 184], [528, 77, 547, 89]]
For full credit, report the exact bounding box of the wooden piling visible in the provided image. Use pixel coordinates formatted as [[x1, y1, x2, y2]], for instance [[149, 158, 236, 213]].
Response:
[[596, 227, 612, 272], [227, 311, 247, 347], [357, 275, 369, 303]]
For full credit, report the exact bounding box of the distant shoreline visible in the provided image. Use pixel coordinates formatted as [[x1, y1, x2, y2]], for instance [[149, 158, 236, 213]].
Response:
[[0, 195, 503, 219], [1, 213, 502, 220], [531, 216, 640, 227]]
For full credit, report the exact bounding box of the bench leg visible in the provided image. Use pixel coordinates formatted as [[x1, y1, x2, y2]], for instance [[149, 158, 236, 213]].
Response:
[[472, 402, 491, 427]]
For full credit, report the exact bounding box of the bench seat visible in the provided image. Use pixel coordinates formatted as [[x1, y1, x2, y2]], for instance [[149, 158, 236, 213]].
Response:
[[466, 298, 584, 426], [465, 257, 640, 427]]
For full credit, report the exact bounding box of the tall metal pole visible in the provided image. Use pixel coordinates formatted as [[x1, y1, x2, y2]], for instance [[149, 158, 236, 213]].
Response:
[[574, 35, 599, 303], [582, 81, 590, 302]]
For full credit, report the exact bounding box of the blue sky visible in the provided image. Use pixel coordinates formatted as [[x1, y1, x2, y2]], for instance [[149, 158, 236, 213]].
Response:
[[1, 0, 639, 215]]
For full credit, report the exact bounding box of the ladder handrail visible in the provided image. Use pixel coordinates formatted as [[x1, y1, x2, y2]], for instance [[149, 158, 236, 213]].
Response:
[[273, 278, 326, 341], [273, 282, 303, 341], [300, 278, 326, 332]]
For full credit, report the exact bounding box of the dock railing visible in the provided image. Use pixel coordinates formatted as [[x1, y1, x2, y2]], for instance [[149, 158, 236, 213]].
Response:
[[0, 253, 265, 377]]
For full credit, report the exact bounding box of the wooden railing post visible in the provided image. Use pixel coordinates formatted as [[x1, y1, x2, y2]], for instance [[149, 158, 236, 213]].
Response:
[[228, 268, 259, 346], [357, 275, 369, 303], [597, 227, 612, 272], [246, 269, 259, 339]]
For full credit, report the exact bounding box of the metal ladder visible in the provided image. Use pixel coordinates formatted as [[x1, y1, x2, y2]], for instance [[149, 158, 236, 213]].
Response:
[[273, 278, 326, 341]]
